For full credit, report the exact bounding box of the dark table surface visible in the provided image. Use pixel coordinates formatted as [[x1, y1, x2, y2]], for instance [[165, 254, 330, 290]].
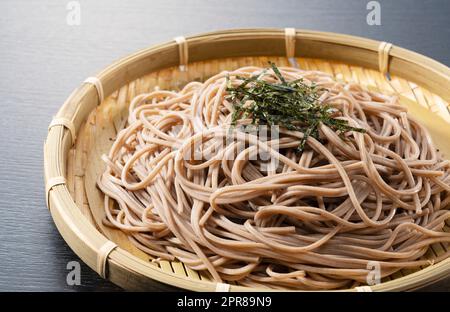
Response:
[[0, 0, 449, 291]]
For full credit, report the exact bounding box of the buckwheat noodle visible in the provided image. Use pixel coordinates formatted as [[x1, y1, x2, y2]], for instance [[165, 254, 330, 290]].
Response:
[[97, 66, 450, 290]]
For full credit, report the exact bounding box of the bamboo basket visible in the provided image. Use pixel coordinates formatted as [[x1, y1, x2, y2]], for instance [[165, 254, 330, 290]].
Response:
[[44, 28, 450, 291]]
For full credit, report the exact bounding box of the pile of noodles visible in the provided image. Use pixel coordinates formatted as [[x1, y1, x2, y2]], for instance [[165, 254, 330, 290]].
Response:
[[97, 66, 450, 290]]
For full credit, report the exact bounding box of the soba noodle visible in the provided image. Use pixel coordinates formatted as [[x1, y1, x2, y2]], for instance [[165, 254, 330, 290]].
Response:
[[97, 66, 450, 290]]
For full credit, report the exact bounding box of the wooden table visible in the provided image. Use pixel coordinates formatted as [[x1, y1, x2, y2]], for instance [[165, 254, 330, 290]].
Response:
[[0, 0, 449, 291]]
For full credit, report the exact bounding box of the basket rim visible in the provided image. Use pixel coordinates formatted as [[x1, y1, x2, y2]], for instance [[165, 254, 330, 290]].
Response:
[[44, 27, 450, 292]]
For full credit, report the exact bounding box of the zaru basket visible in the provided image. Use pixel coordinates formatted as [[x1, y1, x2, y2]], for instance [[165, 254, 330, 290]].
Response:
[[44, 28, 450, 291]]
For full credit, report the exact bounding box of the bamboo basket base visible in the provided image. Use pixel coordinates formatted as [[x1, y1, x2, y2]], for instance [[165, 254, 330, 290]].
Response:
[[68, 56, 450, 290]]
